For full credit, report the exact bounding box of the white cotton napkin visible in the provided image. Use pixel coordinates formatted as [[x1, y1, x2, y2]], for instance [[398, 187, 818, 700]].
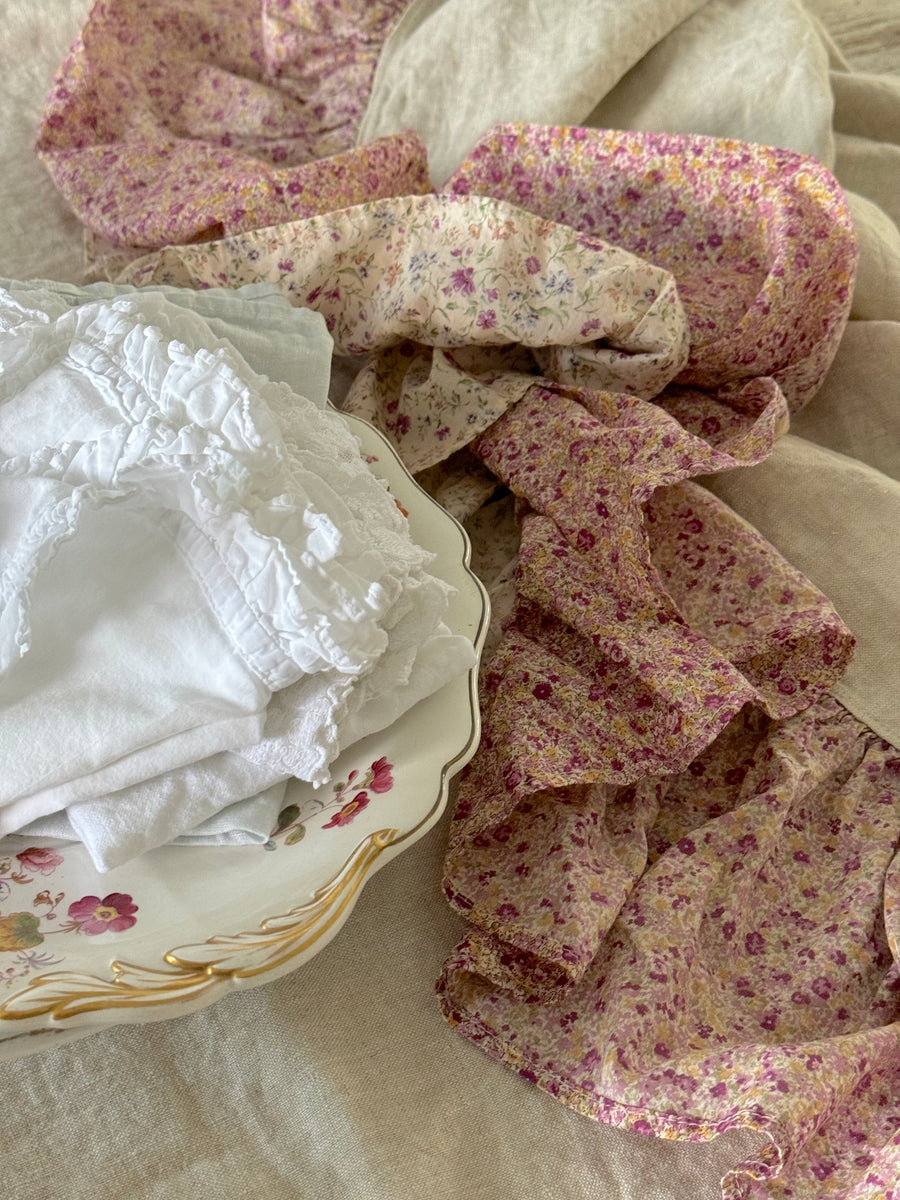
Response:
[[23, 613, 474, 872], [20, 448, 474, 872], [0, 287, 427, 820], [2, 279, 335, 411], [3, 281, 475, 869]]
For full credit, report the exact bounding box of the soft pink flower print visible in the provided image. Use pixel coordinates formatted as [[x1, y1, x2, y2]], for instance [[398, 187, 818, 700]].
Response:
[[322, 793, 372, 828], [14, 847, 64, 876], [65, 893, 139, 936], [368, 756, 394, 794]]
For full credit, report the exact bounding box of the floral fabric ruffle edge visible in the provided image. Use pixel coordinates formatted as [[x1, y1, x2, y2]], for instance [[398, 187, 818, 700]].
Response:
[[438, 696, 900, 1200], [91, 118, 896, 1197]]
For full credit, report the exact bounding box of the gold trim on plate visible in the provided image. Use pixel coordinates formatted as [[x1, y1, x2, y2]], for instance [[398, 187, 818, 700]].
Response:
[[0, 829, 398, 1024]]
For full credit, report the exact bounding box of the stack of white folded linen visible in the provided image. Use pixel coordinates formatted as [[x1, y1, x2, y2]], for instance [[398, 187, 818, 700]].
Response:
[[0, 279, 475, 871]]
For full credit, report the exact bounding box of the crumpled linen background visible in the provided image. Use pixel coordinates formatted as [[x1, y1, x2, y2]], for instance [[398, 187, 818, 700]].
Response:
[[2, 1, 900, 1199], [359, 0, 836, 184]]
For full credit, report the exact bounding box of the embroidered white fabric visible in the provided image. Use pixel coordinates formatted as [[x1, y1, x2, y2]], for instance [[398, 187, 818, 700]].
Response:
[[0, 284, 474, 862]]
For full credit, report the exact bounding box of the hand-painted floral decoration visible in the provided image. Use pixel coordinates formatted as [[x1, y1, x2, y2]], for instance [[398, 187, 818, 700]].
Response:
[[14, 847, 65, 876], [268, 756, 395, 848], [0, 848, 139, 985], [63, 893, 139, 936]]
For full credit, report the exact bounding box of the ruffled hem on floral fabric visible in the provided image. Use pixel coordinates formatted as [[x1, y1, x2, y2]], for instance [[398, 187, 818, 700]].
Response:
[[439, 695, 900, 1200]]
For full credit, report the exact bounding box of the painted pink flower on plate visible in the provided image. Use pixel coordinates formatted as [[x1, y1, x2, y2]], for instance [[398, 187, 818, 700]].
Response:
[[369, 757, 394, 794], [15, 847, 64, 876], [322, 793, 371, 829], [67, 893, 138, 935]]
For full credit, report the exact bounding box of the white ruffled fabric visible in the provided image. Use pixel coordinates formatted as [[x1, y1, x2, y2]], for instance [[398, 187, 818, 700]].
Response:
[[1, 282, 474, 868]]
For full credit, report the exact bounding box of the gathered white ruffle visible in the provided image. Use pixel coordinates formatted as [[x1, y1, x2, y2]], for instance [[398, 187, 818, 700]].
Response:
[[0, 282, 474, 866]]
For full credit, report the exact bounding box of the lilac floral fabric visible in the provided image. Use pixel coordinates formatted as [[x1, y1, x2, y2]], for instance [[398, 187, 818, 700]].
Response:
[[444, 125, 857, 415], [36, 0, 424, 250], [113, 193, 691, 470], [55, 101, 900, 1194]]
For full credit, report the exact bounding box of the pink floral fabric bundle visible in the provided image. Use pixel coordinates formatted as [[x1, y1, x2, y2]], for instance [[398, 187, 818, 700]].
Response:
[[444, 125, 857, 415], [418, 127, 900, 1198], [439, 697, 900, 1198], [435, 380, 900, 1198], [446, 382, 854, 990], [35, 0, 426, 250], [65, 107, 900, 1194]]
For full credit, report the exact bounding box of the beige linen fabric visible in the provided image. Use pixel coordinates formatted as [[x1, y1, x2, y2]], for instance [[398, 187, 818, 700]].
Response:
[[826, 28, 900, 319], [807, 0, 900, 70], [358, 0, 712, 184], [836, 134, 900, 228], [790, 320, 900, 480], [359, 0, 835, 185], [0, 0, 88, 283], [844, 190, 900, 320], [585, 0, 835, 164], [832, 69, 900, 143]]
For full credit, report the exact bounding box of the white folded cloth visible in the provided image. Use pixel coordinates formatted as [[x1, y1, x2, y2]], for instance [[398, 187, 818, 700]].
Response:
[[2, 278, 335, 411], [1, 282, 475, 868], [25, 613, 474, 872]]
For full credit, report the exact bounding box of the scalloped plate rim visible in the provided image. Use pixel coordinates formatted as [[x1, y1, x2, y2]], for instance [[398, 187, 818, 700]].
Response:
[[0, 407, 488, 1060]]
